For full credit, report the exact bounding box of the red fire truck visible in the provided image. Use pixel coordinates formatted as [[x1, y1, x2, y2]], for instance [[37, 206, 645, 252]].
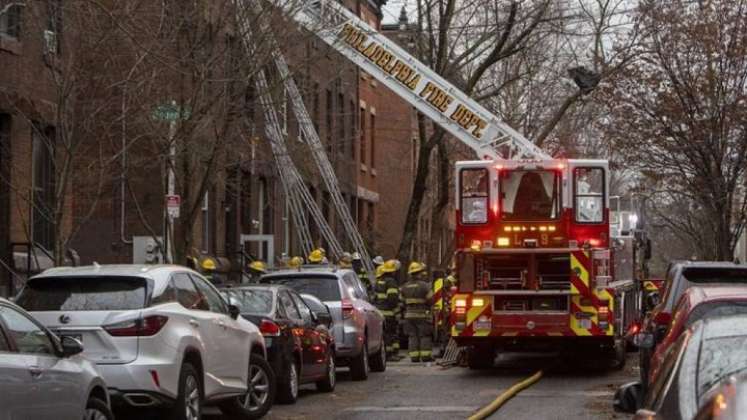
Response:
[[452, 158, 636, 368]]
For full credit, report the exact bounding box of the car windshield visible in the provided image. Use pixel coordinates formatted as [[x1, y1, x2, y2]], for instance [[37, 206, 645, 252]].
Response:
[[501, 170, 561, 221], [220, 289, 273, 315], [16, 276, 147, 311], [697, 335, 747, 398], [687, 301, 747, 328], [682, 268, 747, 284], [262, 276, 341, 302]]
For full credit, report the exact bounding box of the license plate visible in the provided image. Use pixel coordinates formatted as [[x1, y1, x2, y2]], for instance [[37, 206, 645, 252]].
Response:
[[474, 320, 492, 330]]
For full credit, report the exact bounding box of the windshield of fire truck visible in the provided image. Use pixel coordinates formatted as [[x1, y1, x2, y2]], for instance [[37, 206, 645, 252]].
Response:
[[501, 170, 561, 221]]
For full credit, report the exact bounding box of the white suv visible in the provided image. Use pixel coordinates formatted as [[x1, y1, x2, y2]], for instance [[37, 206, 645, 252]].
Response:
[[17, 265, 275, 420]]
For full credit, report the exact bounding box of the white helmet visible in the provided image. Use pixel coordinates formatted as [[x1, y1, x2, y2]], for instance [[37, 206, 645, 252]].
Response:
[[373, 255, 385, 266]]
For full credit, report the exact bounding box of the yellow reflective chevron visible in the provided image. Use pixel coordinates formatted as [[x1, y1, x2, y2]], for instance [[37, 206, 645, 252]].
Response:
[[570, 252, 590, 295]]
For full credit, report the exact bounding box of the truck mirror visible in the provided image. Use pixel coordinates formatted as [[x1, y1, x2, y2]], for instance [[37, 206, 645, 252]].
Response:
[[457, 252, 475, 292]]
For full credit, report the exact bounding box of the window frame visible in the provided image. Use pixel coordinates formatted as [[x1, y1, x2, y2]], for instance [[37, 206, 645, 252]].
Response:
[[460, 168, 490, 225], [278, 290, 302, 322], [171, 273, 205, 311], [0, 4, 23, 40], [573, 167, 606, 224]]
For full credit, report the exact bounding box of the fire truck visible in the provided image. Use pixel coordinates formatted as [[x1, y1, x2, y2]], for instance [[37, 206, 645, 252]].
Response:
[[262, 0, 638, 367]]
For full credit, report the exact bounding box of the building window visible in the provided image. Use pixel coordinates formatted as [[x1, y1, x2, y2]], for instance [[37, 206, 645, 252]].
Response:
[[370, 113, 376, 169], [357, 198, 365, 228], [337, 93, 345, 156], [359, 107, 366, 165], [349, 100, 355, 159], [201, 191, 210, 253], [367, 202, 375, 230], [32, 126, 55, 251], [326, 89, 333, 156], [0, 3, 22, 39], [45, 0, 63, 54]]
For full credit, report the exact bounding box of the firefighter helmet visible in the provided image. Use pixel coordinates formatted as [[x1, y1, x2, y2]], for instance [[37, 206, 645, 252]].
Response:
[[288, 256, 303, 268], [201, 258, 217, 271], [308, 248, 325, 263], [380, 260, 398, 274], [408, 261, 426, 275], [249, 261, 267, 274], [339, 252, 353, 268], [352, 252, 362, 261], [372, 255, 385, 266]]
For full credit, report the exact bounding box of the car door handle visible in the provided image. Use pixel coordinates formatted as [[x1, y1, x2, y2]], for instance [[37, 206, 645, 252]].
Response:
[[28, 366, 43, 378], [189, 319, 199, 328], [217, 320, 227, 329]]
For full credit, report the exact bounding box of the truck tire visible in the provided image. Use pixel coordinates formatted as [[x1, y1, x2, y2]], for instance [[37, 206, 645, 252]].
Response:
[[467, 345, 494, 370], [610, 339, 626, 371]]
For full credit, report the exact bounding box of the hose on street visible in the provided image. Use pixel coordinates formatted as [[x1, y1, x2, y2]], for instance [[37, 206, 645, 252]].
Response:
[[467, 370, 544, 420]]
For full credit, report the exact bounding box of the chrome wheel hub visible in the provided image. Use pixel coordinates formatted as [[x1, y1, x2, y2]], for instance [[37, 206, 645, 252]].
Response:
[[242, 363, 270, 412]]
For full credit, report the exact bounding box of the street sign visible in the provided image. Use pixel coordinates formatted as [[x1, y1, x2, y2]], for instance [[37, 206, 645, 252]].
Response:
[[152, 101, 191, 121], [166, 194, 181, 219]]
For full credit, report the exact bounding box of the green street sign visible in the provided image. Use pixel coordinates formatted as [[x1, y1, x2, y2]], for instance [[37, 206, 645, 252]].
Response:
[[152, 102, 191, 121]]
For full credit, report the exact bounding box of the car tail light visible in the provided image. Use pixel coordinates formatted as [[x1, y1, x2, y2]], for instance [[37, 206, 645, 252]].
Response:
[[259, 320, 281, 337], [654, 312, 672, 326], [341, 299, 355, 319], [105, 315, 168, 337]]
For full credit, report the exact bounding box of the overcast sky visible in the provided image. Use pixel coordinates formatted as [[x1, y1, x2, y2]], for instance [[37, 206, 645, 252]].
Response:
[[381, 0, 415, 24]]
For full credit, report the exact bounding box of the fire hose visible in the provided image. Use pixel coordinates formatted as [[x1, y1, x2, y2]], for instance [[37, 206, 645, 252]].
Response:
[[467, 370, 544, 420]]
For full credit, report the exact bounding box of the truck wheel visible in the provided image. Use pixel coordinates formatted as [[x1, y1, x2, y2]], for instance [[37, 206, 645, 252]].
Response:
[[610, 339, 626, 371], [467, 345, 494, 370], [350, 337, 370, 381]]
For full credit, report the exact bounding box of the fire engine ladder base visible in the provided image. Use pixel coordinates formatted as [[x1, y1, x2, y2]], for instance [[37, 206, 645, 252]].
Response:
[[437, 338, 464, 367]]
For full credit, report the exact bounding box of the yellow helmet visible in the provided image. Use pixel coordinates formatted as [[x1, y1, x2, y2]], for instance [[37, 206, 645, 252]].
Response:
[[201, 258, 217, 271], [288, 256, 303, 268], [308, 248, 325, 263], [408, 261, 426, 275], [381, 260, 398, 274], [249, 261, 267, 273], [376, 264, 386, 278]]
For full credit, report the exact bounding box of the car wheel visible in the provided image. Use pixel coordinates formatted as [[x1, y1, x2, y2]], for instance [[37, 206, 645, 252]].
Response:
[[349, 336, 369, 381], [84, 397, 114, 420], [369, 335, 386, 372], [219, 354, 276, 420], [169, 362, 202, 420], [610, 339, 627, 371], [316, 352, 336, 392], [276, 358, 300, 404]]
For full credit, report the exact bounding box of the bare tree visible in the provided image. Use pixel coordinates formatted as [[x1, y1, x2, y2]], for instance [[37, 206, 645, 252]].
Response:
[[599, 0, 747, 260]]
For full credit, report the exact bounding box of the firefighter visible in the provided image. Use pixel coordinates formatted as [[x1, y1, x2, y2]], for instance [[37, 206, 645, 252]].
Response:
[[338, 252, 353, 268], [351, 252, 372, 295], [308, 248, 326, 264], [287, 256, 304, 269], [401, 261, 434, 363], [246, 260, 267, 284], [201, 258, 218, 284], [374, 260, 402, 361], [372, 255, 385, 268]]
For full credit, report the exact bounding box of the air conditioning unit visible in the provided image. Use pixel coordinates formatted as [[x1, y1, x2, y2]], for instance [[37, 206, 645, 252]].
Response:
[[43, 30, 57, 54]]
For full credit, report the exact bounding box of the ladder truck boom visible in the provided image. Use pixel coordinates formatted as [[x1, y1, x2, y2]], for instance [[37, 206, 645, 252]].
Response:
[[267, 0, 550, 161]]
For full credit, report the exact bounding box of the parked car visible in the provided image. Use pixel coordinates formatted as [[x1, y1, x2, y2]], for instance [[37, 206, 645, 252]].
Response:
[[15, 264, 275, 420], [644, 286, 747, 387], [694, 372, 747, 420], [261, 267, 386, 380], [615, 315, 747, 419], [220, 285, 335, 404], [0, 297, 113, 420], [639, 262, 747, 389]]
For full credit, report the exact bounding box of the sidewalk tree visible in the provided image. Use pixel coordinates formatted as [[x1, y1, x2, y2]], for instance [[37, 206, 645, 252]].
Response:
[[599, 0, 747, 261]]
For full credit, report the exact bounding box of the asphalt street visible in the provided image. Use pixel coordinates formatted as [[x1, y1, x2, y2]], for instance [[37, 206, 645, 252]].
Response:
[[205, 351, 638, 420]]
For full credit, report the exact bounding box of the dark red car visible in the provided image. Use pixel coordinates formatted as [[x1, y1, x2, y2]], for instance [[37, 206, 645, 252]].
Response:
[[644, 286, 747, 387], [220, 285, 336, 405]]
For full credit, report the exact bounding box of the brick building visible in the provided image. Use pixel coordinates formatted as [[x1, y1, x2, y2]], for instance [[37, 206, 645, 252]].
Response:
[[1, 0, 66, 295]]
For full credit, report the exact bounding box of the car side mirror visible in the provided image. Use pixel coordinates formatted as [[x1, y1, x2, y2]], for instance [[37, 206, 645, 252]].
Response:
[[634, 332, 655, 350], [645, 291, 661, 310], [60, 336, 84, 358], [228, 304, 240, 320], [613, 382, 643, 414], [315, 311, 332, 327]]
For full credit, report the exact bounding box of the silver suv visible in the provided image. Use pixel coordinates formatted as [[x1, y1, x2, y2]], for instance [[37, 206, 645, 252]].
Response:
[[261, 266, 386, 380], [17, 265, 274, 420]]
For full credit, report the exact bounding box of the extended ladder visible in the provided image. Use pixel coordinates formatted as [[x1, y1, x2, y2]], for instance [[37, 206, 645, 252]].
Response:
[[236, 13, 345, 260], [246, 0, 375, 275], [265, 0, 551, 161]]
